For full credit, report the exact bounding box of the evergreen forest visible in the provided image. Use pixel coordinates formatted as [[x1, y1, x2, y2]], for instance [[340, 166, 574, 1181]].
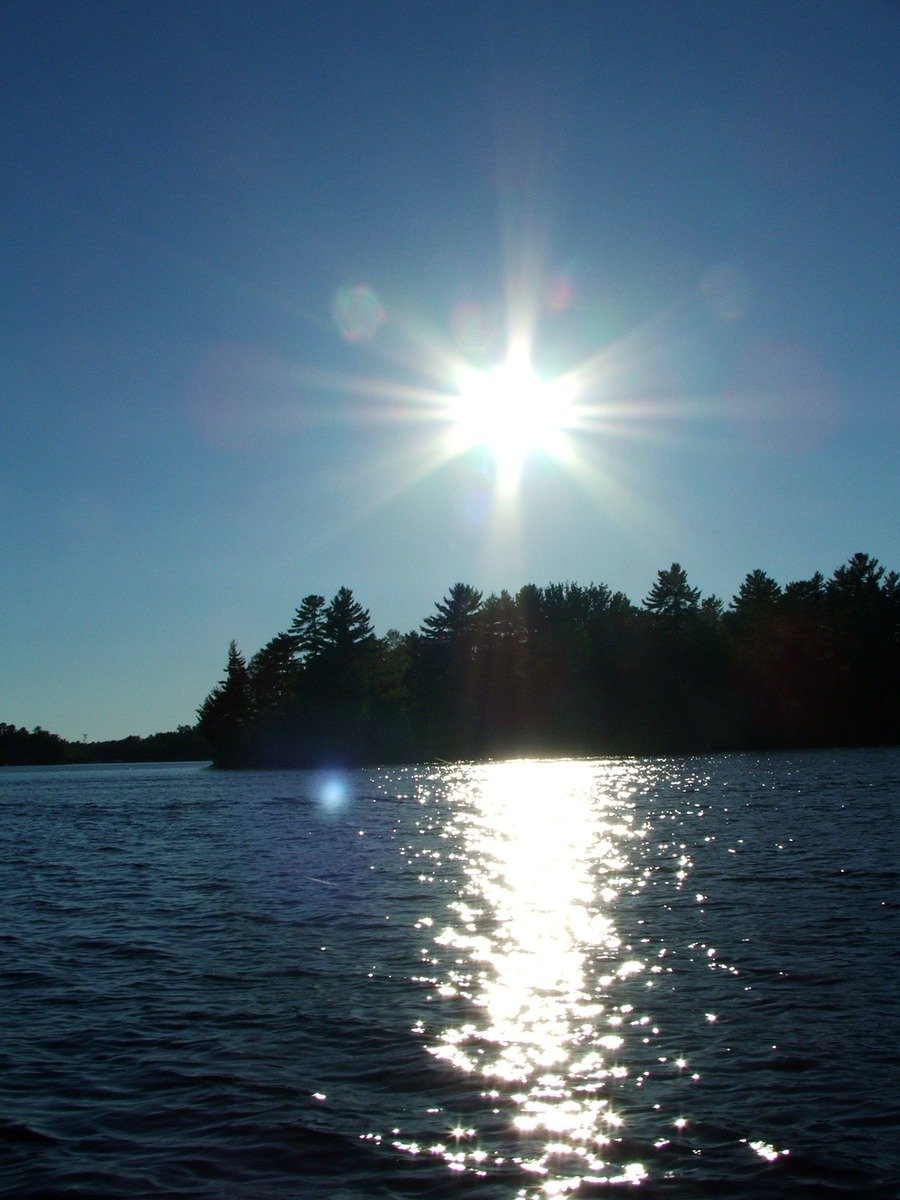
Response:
[[195, 553, 899, 768], [0, 724, 210, 767]]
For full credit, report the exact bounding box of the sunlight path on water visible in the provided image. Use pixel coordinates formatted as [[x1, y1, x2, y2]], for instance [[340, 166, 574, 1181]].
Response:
[[413, 760, 658, 1195]]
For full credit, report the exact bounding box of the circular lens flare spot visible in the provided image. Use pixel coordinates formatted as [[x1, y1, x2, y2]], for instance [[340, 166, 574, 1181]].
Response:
[[315, 771, 351, 814], [332, 284, 386, 343], [546, 271, 574, 313]]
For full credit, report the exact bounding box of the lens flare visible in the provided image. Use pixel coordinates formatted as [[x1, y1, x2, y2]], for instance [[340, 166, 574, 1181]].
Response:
[[545, 270, 574, 313], [265, 250, 736, 539], [448, 342, 576, 490], [331, 284, 386, 343], [315, 771, 351, 814]]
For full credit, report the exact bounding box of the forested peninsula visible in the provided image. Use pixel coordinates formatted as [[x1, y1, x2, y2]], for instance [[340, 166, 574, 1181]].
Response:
[[195, 553, 899, 768], [4, 553, 896, 770]]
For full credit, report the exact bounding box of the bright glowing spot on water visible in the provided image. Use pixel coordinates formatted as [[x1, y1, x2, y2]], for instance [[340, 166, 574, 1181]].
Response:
[[316, 772, 351, 814], [620, 1161, 648, 1184], [748, 1139, 789, 1162]]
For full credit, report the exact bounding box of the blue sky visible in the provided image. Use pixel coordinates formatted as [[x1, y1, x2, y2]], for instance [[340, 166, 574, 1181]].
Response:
[[2, 1, 897, 741]]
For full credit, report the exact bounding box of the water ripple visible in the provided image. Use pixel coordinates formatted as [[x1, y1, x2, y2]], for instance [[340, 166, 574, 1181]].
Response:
[[0, 751, 897, 1198]]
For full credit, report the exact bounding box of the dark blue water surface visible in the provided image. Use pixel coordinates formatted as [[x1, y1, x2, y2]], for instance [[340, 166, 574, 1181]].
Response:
[[1, 750, 897, 1199]]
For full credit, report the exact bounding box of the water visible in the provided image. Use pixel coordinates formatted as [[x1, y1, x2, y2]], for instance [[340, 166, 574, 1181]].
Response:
[[0, 750, 897, 1199]]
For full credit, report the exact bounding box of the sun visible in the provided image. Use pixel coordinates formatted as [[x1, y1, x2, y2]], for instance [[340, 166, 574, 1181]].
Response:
[[448, 341, 575, 489]]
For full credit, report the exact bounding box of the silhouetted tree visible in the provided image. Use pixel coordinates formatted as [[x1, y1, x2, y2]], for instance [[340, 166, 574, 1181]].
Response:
[[823, 554, 899, 742], [783, 571, 825, 616], [290, 587, 378, 761], [197, 641, 251, 767], [470, 590, 525, 752], [725, 571, 790, 746], [290, 594, 327, 663], [321, 587, 376, 671], [363, 629, 417, 760], [700, 595, 725, 624], [828, 552, 884, 604], [644, 563, 701, 619], [730, 569, 782, 618], [190, 554, 898, 767], [421, 582, 482, 642], [638, 564, 725, 750], [0, 723, 72, 765], [414, 584, 483, 757], [248, 632, 297, 714]]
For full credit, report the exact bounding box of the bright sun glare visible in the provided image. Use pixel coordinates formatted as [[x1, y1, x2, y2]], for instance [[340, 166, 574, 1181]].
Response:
[[449, 341, 575, 489]]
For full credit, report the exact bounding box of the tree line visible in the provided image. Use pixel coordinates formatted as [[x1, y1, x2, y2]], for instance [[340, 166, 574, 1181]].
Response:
[[0, 723, 210, 767], [196, 553, 899, 768]]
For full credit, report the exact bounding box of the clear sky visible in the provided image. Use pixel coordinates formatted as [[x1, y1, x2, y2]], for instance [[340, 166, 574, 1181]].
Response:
[[2, 1, 897, 741]]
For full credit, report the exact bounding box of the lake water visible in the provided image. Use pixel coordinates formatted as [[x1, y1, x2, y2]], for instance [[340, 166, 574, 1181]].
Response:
[[1, 750, 897, 1199]]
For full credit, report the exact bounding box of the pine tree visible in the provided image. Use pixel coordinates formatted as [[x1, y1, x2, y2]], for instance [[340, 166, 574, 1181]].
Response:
[[644, 563, 701, 618], [196, 641, 251, 766], [289, 594, 327, 663], [730, 569, 782, 618], [248, 632, 297, 713], [322, 587, 376, 662], [421, 583, 482, 641], [783, 571, 825, 615]]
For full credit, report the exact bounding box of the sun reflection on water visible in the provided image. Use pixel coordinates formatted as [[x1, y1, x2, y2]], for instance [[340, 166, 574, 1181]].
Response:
[[418, 760, 653, 1192]]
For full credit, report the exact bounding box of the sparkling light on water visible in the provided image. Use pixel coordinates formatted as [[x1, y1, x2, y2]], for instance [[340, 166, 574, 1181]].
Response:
[[417, 760, 653, 1193], [393, 756, 825, 1194], [2, 754, 896, 1197]]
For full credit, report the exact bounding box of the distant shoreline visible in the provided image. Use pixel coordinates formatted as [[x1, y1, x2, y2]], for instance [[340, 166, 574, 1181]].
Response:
[[3, 727, 897, 772], [0, 723, 211, 767]]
